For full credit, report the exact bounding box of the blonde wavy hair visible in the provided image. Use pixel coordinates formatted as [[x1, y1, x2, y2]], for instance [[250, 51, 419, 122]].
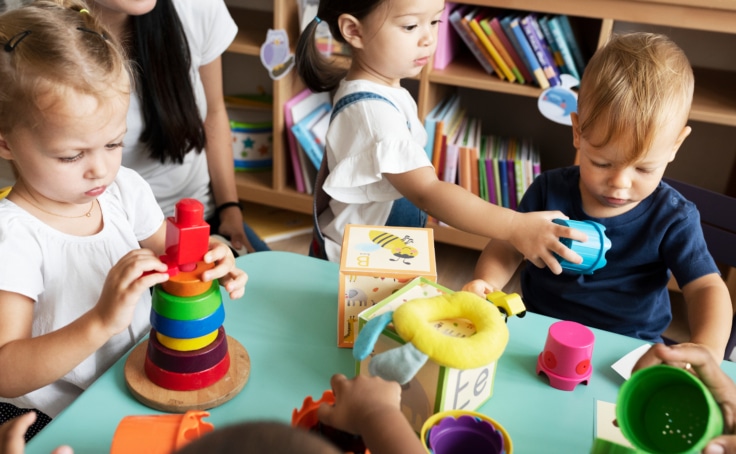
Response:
[[0, 0, 130, 135], [576, 32, 694, 163]]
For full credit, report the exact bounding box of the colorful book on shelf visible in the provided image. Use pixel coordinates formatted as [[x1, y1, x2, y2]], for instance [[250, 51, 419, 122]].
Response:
[[297, 145, 316, 194], [291, 101, 331, 169], [520, 14, 561, 87], [492, 138, 502, 207], [483, 136, 498, 205], [507, 15, 549, 89], [469, 118, 482, 196], [499, 15, 535, 84], [434, 2, 461, 70], [283, 89, 310, 193], [556, 15, 586, 77], [497, 138, 509, 208], [546, 15, 581, 80], [479, 17, 524, 84], [449, 6, 498, 76], [506, 138, 517, 209], [431, 94, 462, 178], [488, 17, 533, 84], [457, 117, 476, 193], [424, 95, 451, 159], [442, 109, 468, 184], [458, 118, 481, 196], [537, 16, 567, 74], [284, 89, 331, 193], [478, 135, 488, 201], [468, 10, 515, 82]]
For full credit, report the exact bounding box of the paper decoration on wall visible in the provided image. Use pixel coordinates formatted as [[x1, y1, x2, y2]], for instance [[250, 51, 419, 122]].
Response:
[[538, 74, 579, 126], [260, 29, 294, 80]]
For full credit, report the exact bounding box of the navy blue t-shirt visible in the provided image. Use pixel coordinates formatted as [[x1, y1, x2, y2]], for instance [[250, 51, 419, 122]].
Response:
[[519, 166, 718, 341]]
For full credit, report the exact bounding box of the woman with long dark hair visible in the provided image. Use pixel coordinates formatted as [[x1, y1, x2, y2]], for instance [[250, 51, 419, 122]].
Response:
[[89, 0, 268, 253]]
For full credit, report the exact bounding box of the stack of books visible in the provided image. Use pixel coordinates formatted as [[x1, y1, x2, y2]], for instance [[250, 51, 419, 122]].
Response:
[[284, 89, 332, 194], [424, 94, 541, 209], [444, 3, 586, 88]]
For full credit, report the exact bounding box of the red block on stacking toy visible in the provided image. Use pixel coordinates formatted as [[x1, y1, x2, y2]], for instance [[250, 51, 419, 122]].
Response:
[[163, 199, 210, 273]]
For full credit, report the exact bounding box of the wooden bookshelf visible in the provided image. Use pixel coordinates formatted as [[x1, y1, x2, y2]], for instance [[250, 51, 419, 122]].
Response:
[[224, 0, 736, 250]]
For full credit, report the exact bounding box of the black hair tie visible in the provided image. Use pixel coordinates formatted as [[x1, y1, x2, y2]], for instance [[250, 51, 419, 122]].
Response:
[[3, 30, 32, 52]]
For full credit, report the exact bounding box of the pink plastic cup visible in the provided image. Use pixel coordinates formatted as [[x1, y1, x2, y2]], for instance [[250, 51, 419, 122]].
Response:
[[536, 320, 595, 391]]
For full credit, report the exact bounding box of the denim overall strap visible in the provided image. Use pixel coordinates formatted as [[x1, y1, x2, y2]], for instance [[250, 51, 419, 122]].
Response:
[[310, 91, 424, 260]]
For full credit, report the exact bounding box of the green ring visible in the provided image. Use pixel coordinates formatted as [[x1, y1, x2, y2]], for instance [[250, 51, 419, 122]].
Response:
[[152, 280, 222, 321]]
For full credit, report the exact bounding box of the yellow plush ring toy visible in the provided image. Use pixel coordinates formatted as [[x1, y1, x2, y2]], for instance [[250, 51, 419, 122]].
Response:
[[393, 291, 509, 369]]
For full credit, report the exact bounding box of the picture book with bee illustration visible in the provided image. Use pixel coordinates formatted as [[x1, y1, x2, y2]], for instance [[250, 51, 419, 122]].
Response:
[[337, 225, 436, 348]]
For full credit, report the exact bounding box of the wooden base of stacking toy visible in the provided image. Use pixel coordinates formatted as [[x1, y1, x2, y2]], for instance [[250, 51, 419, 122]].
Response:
[[124, 335, 250, 413]]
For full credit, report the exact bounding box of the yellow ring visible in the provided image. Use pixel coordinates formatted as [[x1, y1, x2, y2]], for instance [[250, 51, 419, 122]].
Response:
[[156, 329, 218, 351], [420, 410, 513, 454], [393, 291, 508, 369]]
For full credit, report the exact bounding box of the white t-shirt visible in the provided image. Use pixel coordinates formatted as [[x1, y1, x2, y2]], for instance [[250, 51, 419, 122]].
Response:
[[121, 0, 238, 219], [0, 167, 164, 417], [321, 79, 433, 261]]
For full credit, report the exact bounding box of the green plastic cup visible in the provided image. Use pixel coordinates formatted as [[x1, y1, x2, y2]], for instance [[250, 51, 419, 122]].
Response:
[[617, 365, 723, 454]]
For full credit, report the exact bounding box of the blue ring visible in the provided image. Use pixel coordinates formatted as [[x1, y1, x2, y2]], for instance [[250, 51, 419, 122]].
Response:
[[150, 302, 225, 339]]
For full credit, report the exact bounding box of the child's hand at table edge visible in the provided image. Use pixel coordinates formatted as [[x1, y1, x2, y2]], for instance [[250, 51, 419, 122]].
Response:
[[0, 412, 72, 454], [507, 211, 587, 275], [633, 343, 736, 453], [462, 279, 498, 297], [317, 374, 402, 436], [201, 239, 247, 299]]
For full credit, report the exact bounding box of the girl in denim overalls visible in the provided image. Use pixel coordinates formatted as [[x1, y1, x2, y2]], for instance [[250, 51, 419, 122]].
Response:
[[296, 0, 585, 269]]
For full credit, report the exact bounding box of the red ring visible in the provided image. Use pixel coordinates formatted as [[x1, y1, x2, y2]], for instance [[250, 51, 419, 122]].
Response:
[[145, 351, 230, 391]]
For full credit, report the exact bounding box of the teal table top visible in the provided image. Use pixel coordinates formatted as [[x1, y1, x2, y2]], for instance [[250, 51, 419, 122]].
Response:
[[26, 251, 736, 453]]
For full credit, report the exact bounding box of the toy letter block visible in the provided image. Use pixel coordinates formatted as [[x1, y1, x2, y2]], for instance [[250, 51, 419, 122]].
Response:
[[338, 225, 436, 348], [356, 278, 500, 434]]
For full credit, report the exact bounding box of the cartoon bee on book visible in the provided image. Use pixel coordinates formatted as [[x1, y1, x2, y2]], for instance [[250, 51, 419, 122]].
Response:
[[369, 230, 418, 265]]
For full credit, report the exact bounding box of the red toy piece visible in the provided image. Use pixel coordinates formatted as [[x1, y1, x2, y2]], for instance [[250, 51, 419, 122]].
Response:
[[145, 352, 231, 391], [162, 198, 210, 273]]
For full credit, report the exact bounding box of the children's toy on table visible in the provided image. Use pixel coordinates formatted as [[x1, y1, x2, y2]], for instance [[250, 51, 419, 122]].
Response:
[[537, 320, 595, 391], [354, 277, 524, 433], [110, 410, 213, 454], [421, 410, 513, 454], [338, 225, 436, 348], [553, 219, 611, 274], [591, 365, 724, 454], [292, 390, 369, 454], [124, 199, 250, 412]]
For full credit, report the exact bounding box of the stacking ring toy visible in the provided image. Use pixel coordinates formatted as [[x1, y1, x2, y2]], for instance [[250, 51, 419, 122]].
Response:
[[144, 352, 230, 391], [152, 281, 221, 321], [156, 329, 219, 352], [147, 327, 228, 374], [393, 291, 509, 369], [150, 302, 225, 339], [161, 261, 215, 297]]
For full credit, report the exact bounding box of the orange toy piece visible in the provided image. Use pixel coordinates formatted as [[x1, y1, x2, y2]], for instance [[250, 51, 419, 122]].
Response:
[[110, 410, 214, 454], [161, 260, 215, 297]]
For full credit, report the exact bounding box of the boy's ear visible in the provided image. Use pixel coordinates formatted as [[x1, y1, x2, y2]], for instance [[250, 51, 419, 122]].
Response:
[[668, 125, 692, 162], [570, 113, 581, 151], [337, 14, 364, 49]]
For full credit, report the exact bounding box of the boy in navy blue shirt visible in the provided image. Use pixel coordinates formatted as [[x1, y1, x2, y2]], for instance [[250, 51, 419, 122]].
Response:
[[464, 32, 732, 362]]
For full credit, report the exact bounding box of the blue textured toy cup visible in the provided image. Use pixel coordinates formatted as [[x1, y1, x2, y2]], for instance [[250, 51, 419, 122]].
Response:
[[553, 219, 611, 274]]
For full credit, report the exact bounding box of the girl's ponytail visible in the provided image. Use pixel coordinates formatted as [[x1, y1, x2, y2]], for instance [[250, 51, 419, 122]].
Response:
[[295, 17, 346, 93]]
